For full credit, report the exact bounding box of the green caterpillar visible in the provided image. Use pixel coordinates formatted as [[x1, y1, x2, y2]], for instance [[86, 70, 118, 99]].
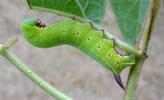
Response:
[[20, 18, 136, 90]]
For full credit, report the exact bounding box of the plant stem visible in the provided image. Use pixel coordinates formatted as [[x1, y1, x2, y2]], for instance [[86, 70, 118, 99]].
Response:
[[124, 0, 160, 100], [105, 32, 142, 57], [94, 24, 142, 57], [124, 58, 144, 100], [1, 50, 73, 100]]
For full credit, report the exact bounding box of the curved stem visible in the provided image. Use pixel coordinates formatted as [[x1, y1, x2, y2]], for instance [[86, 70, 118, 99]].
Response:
[[105, 31, 142, 57], [124, 0, 160, 100], [93, 24, 142, 57], [1, 49, 72, 100]]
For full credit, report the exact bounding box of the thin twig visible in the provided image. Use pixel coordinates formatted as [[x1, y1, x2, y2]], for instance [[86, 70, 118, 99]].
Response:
[[0, 38, 73, 100]]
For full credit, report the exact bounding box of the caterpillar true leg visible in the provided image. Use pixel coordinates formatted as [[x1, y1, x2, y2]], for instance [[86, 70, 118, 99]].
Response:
[[70, 16, 79, 22], [99, 29, 106, 38], [88, 22, 96, 30], [36, 19, 46, 28]]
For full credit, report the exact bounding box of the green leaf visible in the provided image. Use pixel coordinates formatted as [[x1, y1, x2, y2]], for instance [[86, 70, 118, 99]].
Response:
[[110, 0, 150, 46], [26, 0, 106, 24]]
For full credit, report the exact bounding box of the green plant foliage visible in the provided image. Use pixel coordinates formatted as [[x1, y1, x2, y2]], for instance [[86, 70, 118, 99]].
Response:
[[110, 0, 150, 46], [26, 0, 106, 24]]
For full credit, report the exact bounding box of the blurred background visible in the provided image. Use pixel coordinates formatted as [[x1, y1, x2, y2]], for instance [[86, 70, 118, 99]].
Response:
[[0, 0, 164, 100]]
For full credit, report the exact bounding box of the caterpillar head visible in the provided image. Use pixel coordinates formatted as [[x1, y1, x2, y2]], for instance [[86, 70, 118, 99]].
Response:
[[20, 18, 48, 47], [20, 18, 46, 33], [20, 18, 41, 37]]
